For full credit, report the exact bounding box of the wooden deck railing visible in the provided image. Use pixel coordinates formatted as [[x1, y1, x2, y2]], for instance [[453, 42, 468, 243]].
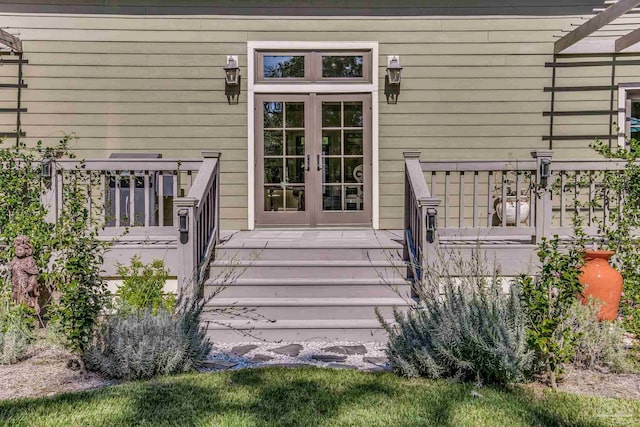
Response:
[[46, 152, 221, 296], [404, 150, 627, 279], [174, 152, 221, 298]]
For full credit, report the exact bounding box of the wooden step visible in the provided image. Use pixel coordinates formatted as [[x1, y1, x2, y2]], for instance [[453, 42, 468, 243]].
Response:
[[203, 297, 409, 321]]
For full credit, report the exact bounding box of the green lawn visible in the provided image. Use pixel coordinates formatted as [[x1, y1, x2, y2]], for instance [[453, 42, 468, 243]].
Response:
[[0, 367, 638, 427]]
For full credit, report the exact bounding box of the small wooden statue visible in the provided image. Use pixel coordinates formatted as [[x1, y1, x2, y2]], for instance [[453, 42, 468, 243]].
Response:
[[9, 235, 40, 314]]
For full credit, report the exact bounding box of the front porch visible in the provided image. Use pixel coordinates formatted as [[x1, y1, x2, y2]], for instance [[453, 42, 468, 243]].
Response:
[[40, 148, 625, 341]]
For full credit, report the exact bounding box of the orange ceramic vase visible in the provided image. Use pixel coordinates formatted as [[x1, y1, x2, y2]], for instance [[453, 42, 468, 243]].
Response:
[[578, 250, 623, 321]]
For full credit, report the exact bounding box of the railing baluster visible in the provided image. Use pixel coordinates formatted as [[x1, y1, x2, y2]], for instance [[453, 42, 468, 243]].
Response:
[[459, 171, 465, 228], [560, 171, 566, 227], [172, 173, 179, 225], [589, 172, 595, 227], [473, 171, 478, 228], [444, 171, 450, 228], [501, 171, 507, 228], [158, 172, 164, 226], [515, 171, 522, 227], [487, 171, 494, 227], [129, 173, 135, 227], [144, 172, 150, 227], [114, 173, 121, 228]]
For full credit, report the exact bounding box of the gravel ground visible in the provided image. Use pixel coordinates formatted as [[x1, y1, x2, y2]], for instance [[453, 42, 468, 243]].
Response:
[[203, 341, 391, 371]]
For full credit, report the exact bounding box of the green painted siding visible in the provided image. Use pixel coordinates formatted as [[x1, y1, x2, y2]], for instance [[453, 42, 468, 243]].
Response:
[[0, 13, 596, 229]]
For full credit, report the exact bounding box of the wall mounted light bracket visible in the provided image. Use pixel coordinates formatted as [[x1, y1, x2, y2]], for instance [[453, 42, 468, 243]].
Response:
[[385, 55, 403, 104], [223, 55, 241, 105]]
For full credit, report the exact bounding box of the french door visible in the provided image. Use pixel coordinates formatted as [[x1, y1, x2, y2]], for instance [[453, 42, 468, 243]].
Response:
[[255, 93, 371, 226]]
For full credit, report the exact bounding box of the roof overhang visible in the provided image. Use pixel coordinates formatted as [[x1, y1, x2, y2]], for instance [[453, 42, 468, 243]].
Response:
[[0, 28, 21, 53], [555, 0, 640, 54]]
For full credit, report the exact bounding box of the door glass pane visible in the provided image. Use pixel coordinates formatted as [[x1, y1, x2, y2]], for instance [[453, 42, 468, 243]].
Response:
[[344, 131, 363, 155], [287, 158, 305, 184], [264, 187, 284, 211], [322, 56, 363, 78], [344, 102, 363, 127], [286, 186, 305, 211], [322, 130, 341, 155], [264, 131, 283, 156], [345, 185, 363, 211], [264, 102, 283, 128], [264, 158, 283, 184], [285, 102, 304, 128], [324, 158, 342, 183], [286, 130, 305, 155], [264, 56, 305, 78], [322, 102, 341, 127], [323, 186, 342, 211], [345, 158, 364, 184]]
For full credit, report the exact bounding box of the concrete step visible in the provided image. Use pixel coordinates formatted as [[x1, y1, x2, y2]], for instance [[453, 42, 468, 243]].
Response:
[[203, 297, 409, 321], [205, 278, 412, 299], [215, 246, 403, 262], [209, 259, 406, 280], [202, 318, 393, 343]]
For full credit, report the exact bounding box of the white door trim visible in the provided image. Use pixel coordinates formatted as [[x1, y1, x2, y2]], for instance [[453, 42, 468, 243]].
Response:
[[247, 41, 379, 230]]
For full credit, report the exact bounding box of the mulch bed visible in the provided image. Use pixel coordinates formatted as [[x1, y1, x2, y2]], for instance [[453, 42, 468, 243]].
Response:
[[0, 342, 114, 401]]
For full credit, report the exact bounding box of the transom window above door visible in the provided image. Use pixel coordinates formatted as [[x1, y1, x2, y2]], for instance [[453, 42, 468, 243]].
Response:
[[256, 51, 371, 83]]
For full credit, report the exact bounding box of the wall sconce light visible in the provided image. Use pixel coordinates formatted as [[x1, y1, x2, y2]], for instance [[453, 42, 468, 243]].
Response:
[[223, 55, 241, 105], [539, 158, 551, 187], [426, 207, 437, 243], [385, 55, 403, 104], [41, 158, 52, 180], [177, 208, 189, 244]]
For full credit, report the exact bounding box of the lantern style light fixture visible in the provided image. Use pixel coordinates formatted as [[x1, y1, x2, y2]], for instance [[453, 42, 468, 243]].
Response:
[[41, 158, 52, 180], [385, 55, 403, 104], [223, 55, 241, 105]]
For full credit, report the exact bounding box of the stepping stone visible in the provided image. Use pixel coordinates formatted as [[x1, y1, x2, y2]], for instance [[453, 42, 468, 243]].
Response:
[[311, 354, 347, 363], [249, 354, 274, 363], [228, 344, 258, 357], [363, 357, 389, 365], [321, 345, 367, 355], [367, 366, 392, 373], [202, 360, 237, 370], [270, 344, 303, 357], [327, 363, 358, 370]]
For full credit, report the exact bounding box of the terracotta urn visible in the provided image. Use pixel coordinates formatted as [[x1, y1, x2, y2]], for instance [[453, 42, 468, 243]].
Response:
[[578, 250, 623, 321]]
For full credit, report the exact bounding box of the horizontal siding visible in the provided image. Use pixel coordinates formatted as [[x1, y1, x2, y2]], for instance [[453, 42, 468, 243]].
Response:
[[0, 13, 598, 230]]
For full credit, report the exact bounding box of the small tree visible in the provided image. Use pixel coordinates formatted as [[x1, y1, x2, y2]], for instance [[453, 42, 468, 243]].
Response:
[[0, 137, 109, 361]]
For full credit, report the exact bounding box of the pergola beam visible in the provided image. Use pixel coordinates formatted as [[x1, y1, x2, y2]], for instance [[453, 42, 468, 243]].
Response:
[[0, 28, 21, 53], [555, 0, 640, 54], [616, 26, 640, 50]]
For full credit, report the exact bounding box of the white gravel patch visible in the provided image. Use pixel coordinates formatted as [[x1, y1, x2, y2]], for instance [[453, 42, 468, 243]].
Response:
[[204, 341, 390, 371]]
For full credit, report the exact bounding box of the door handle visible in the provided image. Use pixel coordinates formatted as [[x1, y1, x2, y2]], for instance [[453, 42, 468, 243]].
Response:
[[317, 154, 322, 171], [306, 154, 310, 171]]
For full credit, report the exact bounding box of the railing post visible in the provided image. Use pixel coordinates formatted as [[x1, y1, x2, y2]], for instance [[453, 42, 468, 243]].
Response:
[[403, 151, 421, 262], [202, 151, 221, 247], [532, 149, 554, 243], [419, 196, 441, 271], [174, 197, 198, 299]]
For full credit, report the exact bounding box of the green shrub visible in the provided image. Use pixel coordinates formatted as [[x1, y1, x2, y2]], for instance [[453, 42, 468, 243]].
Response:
[[516, 236, 585, 389], [379, 250, 533, 385], [83, 298, 211, 380], [0, 285, 34, 364], [115, 256, 175, 314], [564, 299, 631, 373]]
